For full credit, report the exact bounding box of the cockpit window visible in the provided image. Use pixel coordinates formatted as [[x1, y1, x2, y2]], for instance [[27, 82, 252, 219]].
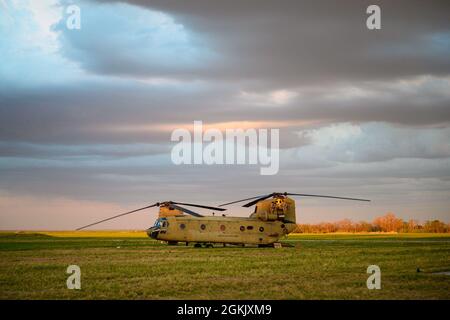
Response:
[[154, 218, 167, 228]]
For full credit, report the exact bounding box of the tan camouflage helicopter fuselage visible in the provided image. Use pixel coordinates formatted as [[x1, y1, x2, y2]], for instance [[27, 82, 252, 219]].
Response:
[[147, 195, 296, 246]]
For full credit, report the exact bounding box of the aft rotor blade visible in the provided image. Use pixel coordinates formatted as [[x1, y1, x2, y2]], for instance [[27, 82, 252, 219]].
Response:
[[286, 193, 371, 202], [170, 204, 204, 218], [76, 203, 159, 230], [226, 191, 371, 208], [172, 202, 226, 211], [219, 194, 272, 207]]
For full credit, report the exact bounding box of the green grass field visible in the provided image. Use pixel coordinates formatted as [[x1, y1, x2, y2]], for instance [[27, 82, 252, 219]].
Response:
[[0, 231, 449, 299]]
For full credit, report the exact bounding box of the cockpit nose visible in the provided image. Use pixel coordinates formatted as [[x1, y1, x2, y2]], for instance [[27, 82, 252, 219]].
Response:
[[146, 226, 160, 239]]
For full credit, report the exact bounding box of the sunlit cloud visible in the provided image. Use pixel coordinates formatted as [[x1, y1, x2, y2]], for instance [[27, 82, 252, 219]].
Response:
[[238, 89, 299, 106]]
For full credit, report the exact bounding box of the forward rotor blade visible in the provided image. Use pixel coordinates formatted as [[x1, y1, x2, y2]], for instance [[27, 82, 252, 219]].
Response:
[[286, 193, 371, 202], [170, 204, 204, 218], [76, 203, 159, 230], [172, 202, 226, 211], [219, 194, 271, 207]]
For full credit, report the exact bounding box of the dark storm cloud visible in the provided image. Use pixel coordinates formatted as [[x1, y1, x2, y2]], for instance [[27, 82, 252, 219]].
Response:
[[0, 80, 237, 144], [0, 142, 170, 158], [86, 0, 450, 87], [243, 79, 450, 126], [2, 75, 449, 150]]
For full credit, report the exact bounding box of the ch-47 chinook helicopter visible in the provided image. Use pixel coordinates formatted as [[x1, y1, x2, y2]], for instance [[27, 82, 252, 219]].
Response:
[[77, 192, 370, 247]]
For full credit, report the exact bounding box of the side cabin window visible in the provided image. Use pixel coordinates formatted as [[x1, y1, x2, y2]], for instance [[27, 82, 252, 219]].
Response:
[[247, 226, 254, 230]]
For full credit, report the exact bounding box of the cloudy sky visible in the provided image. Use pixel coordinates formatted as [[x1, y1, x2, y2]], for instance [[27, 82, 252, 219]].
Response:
[[0, 0, 449, 229]]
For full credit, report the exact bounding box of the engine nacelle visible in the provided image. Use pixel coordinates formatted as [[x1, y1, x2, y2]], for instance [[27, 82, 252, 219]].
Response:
[[254, 211, 279, 221]]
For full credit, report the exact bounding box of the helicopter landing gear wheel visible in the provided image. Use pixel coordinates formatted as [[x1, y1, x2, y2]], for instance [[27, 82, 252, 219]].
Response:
[[205, 243, 213, 248], [194, 243, 202, 248], [167, 241, 178, 246]]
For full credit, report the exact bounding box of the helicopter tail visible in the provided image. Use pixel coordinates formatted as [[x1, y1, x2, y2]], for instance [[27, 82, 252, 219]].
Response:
[[281, 196, 296, 224]]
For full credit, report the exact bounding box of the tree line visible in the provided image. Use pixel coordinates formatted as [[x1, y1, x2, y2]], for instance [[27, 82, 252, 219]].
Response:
[[294, 213, 450, 233]]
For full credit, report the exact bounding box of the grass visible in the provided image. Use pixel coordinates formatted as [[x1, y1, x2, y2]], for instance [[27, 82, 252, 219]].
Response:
[[0, 231, 449, 299]]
